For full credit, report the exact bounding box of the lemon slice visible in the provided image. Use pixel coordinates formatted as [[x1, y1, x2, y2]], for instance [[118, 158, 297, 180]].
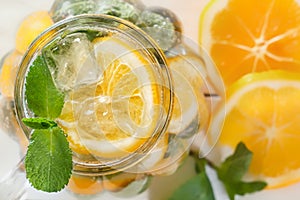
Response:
[[0, 51, 23, 98], [16, 11, 53, 54], [167, 55, 209, 136], [209, 70, 300, 188], [58, 35, 161, 159]]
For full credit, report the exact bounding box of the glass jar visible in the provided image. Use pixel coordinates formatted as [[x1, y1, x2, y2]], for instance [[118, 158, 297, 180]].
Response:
[[11, 14, 221, 198]]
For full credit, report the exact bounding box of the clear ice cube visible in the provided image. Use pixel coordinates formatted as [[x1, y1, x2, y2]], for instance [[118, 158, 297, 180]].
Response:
[[43, 32, 101, 92]]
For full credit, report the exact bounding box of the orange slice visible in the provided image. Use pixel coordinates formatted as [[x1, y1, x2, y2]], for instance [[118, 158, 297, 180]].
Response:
[[199, 0, 300, 87], [208, 70, 300, 188]]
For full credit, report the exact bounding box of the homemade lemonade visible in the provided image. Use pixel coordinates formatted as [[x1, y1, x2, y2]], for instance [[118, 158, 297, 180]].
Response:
[[12, 15, 213, 195]]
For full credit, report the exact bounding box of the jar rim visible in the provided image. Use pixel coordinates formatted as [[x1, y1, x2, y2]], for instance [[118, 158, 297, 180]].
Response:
[[14, 14, 174, 176]]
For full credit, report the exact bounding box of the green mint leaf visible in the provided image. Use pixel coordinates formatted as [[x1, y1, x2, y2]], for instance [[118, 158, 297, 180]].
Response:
[[217, 142, 252, 181], [233, 181, 267, 196], [224, 181, 267, 200], [217, 142, 267, 200], [25, 55, 65, 119], [169, 159, 215, 200], [195, 157, 206, 174], [25, 127, 72, 192], [22, 118, 57, 129], [169, 174, 215, 200]]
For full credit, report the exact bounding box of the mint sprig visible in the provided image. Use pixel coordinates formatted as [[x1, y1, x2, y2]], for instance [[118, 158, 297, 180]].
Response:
[[217, 142, 267, 200], [23, 55, 72, 192], [169, 142, 267, 200], [169, 159, 215, 200]]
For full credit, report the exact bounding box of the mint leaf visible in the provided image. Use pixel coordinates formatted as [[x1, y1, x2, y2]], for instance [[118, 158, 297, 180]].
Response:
[[169, 174, 215, 200], [217, 142, 267, 200], [217, 142, 252, 181], [223, 181, 267, 200], [22, 118, 57, 129], [195, 158, 206, 173], [231, 181, 267, 196], [25, 55, 64, 119], [25, 127, 72, 192], [169, 159, 215, 200]]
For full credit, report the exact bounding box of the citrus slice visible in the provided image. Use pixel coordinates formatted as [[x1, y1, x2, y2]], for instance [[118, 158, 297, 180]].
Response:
[[199, 0, 300, 87], [16, 11, 53, 54], [167, 55, 209, 135], [0, 51, 23, 98], [135, 132, 169, 173], [103, 172, 145, 192], [58, 35, 161, 159], [209, 70, 300, 188], [149, 135, 189, 176], [67, 174, 103, 195]]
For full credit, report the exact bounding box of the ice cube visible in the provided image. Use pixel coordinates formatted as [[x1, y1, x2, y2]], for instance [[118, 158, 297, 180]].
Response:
[[43, 32, 101, 91]]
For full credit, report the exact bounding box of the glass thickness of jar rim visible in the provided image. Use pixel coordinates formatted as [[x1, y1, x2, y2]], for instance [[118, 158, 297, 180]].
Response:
[[14, 14, 173, 176]]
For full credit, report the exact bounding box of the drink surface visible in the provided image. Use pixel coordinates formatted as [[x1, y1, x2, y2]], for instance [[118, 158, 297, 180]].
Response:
[[25, 27, 168, 168]]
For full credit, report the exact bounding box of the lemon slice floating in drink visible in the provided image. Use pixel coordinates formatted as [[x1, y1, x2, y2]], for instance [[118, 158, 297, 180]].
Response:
[[58, 35, 162, 159]]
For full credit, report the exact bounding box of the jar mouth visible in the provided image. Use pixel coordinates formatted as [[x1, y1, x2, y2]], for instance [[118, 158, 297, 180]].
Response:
[[14, 14, 173, 176]]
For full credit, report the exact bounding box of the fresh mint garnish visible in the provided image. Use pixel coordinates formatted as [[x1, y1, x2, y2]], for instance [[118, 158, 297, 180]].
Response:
[[169, 142, 267, 200], [25, 55, 64, 119], [25, 127, 72, 192], [23, 55, 72, 192], [216, 142, 267, 200], [169, 159, 215, 200], [22, 118, 57, 129]]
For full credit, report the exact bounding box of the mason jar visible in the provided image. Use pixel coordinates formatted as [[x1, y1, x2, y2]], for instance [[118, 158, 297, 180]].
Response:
[[10, 14, 221, 199]]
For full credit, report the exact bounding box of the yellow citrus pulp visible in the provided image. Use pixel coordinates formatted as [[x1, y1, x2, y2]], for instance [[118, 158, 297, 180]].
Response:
[[209, 70, 300, 188], [16, 11, 53, 54], [58, 36, 162, 159], [166, 55, 209, 134], [67, 174, 103, 195], [102, 172, 145, 192], [0, 51, 23, 98], [199, 0, 300, 87]]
